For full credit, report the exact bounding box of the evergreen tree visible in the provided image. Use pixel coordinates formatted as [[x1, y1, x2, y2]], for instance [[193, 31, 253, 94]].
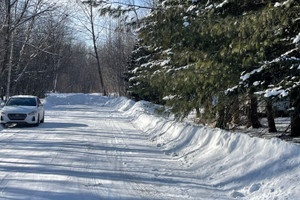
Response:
[[233, 0, 300, 135], [95, 0, 300, 135]]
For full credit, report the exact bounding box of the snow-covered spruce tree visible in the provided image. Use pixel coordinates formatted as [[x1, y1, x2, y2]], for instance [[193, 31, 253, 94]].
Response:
[[230, 0, 300, 136], [154, 0, 265, 125], [145, 0, 299, 131], [237, 47, 300, 136], [126, 41, 166, 103], [219, 0, 286, 129], [126, 1, 180, 104], [129, 0, 263, 125], [132, 1, 217, 122]]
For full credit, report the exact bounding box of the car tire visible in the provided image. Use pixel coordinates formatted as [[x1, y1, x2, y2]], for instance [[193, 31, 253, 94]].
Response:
[[34, 116, 40, 127], [40, 112, 44, 123], [1, 123, 7, 129]]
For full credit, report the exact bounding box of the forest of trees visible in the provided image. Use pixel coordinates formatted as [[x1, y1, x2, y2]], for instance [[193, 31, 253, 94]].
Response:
[[0, 0, 299, 136], [0, 0, 134, 99]]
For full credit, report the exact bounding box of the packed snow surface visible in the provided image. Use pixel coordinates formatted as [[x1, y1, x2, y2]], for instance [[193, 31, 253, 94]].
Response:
[[0, 93, 299, 199]]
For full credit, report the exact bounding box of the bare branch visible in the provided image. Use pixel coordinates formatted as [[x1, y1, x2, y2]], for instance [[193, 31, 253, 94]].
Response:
[[15, 39, 60, 56], [84, 0, 156, 10]]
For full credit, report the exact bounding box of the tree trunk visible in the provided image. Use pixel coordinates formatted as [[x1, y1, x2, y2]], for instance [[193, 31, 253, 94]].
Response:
[[5, 31, 14, 100], [216, 106, 227, 129], [196, 107, 201, 118], [53, 56, 60, 93], [1, 0, 12, 75], [232, 97, 240, 125], [12, 4, 37, 95], [247, 94, 262, 128], [265, 99, 277, 133], [290, 112, 300, 137], [90, 4, 107, 96], [290, 89, 300, 137]]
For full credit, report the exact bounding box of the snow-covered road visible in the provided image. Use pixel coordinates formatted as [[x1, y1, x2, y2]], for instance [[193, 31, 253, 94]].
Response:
[[0, 93, 299, 199], [0, 96, 217, 199]]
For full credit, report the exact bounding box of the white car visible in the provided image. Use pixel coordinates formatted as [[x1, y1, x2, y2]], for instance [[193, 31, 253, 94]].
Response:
[[0, 95, 45, 127]]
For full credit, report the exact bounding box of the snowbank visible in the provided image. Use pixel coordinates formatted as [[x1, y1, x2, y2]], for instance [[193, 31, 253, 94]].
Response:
[[0, 99, 2, 130], [44, 93, 111, 108], [106, 97, 300, 199]]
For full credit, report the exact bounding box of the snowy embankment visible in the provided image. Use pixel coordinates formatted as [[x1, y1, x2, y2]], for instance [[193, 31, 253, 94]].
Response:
[[0, 99, 2, 131], [108, 97, 300, 199], [44, 93, 112, 108]]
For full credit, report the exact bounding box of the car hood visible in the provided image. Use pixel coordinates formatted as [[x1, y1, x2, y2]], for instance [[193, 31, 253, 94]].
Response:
[[2, 106, 37, 114]]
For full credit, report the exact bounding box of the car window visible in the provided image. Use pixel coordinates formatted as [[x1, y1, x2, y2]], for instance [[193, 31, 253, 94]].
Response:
[[6, 98, 37, 106]]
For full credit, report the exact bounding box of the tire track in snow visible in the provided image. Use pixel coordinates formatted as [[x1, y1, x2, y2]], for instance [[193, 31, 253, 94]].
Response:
[[0, 127, 22, 147], [0, 175, 9, 196], [108, 111, 189, 200], [0, 127, 26, 196]]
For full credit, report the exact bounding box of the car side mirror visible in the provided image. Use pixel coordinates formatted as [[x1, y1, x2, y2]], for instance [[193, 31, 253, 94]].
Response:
[[1, 102, 5, 107]]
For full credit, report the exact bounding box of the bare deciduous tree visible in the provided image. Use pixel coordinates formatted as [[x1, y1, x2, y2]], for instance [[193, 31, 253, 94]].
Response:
[[76, 0, 107, 95], [0, 0, 58, 99]]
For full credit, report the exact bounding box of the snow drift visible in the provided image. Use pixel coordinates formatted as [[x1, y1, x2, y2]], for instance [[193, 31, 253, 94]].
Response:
[[44, 93, 112, 108], [106, 97, 300, 199]]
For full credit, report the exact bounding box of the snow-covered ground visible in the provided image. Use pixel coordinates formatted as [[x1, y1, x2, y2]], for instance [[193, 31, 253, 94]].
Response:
[[0, 93, 299, 199]]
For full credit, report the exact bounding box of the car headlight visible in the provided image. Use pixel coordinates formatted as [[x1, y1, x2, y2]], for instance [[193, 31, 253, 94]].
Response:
[[1, 111, 5, 115], [28, 111, 37, 116]]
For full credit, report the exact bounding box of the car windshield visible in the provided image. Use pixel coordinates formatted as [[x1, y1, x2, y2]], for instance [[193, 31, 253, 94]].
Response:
[[6, 98, 37, 106]]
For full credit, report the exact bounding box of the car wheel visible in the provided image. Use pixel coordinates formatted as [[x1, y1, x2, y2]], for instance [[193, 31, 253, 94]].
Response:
[[40, 112, 44, 123], [34, 116, 40, 127]]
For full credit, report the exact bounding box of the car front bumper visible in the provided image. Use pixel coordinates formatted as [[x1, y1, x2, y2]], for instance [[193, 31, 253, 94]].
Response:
[[1, 113, 39, 125]]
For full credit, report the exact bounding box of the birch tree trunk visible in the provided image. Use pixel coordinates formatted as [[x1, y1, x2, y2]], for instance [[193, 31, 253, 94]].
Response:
[[12, 0, 43, 93], [6, 30, 14, 100], [1, 0, 12, 75]]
